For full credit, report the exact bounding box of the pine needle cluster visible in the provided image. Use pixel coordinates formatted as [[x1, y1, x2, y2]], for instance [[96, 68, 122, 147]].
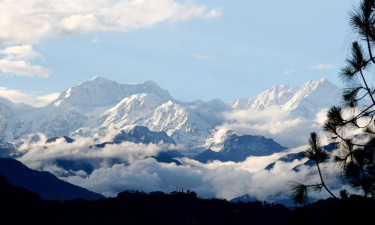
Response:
[[291, 0, 375, 204]]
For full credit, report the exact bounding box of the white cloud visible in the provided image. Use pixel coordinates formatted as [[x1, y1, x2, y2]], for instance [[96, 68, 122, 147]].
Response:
[[0, 87, 59, 107], [208, 106, 324, 148], [17, 129, 178, 169], [0, 0, 220, 77], [310, 64, 334, 70], [0, 0, 222, 45], [14, 128, 345, 203], [203, 9, 222, 19], [0, 1, 53, 45], [92, 37, 100, 44], [66, 158, 212, 197], [36, 93, 60, 106], [284, 69, 295, 75], [0, 45, 40, 60], [0, 58, 50, 78], [195, 54, 214, 60], [63, 148, 344, 202], [60, 14, 102, 35], [0, 45, 50, 78]]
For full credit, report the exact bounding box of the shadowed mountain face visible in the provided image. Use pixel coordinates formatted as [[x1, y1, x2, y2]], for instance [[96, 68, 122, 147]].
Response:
[[264, 142, 339, 171], [221, 134, 287, 157], [195, 134, 287, 163], [0, 158, 103, 200], [230, 194, 258, 203], [0, 140, 14, 157], [114, 126, 175, 144], [153, 150, 183, 165], [46, 136, 75, 144], [194, 149, 226, 163]]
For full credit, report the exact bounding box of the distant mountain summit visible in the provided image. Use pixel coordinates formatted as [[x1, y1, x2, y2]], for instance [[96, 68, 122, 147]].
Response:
[[114, 126, 175, 144], [0, 96, 32, 141], [231, 78, 342, 118], [52, 76, 173, 108], [2, 77, 175, 141], [231, 85, 299, 110], [284, 78, 342, 118]]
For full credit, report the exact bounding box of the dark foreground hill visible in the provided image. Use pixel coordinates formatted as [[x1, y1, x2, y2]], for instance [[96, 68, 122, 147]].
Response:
[[1, 173, 375, 225], [0, 158, 103, 200], [0, 175, 291, 225], [0, 174, 46, 224]]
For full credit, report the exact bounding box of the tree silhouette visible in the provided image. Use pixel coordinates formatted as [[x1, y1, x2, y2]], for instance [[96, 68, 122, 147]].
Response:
[[291, 133, 337, 205], [323, 0, 375, 198], [292, 0, 375, 204]]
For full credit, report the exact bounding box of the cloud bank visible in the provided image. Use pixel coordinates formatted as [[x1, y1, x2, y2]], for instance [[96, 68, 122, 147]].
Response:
[[64, 147, 344, 202], [0, 0, 221, 45], [15, 130, 345, 203], [284, 69, 295, 75], [17, 131, 176, 170], [205, 106, 329, 148], [310, 64, 334, 70], [0, 45, 50, 78], [0, 87, 59, 107], [0, 0, 221, 77], [195, 54, 214, 60], [12, 105, 348, 204]]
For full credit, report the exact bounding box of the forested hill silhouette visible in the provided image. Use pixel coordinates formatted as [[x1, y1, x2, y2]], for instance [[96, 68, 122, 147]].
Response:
[[0, 174, 46, 224], [0, 158, 103, 200], [0, 174, 291, 225], [0, 173, 374, 224]]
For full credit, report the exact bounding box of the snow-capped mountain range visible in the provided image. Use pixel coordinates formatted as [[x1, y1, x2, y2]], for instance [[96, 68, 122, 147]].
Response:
[[0, 76, 342, 153], [231, 78, 342, 118]]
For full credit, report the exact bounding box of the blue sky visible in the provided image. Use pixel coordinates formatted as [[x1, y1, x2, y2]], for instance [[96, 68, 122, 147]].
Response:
[[0, 0, 356, 103]]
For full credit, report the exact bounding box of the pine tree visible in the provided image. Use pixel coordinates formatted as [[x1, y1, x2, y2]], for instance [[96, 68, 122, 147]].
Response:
[[292, 0, 375, 204], [324, 0, 375, 198], [291, 133, 337, 205]]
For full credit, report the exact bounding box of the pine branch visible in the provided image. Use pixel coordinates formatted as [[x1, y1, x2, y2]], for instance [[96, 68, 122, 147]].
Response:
[[316, 163, 337, 199]]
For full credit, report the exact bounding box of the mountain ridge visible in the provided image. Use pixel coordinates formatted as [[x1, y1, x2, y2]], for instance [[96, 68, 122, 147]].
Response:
[[231, 78, 342, 118], [0, 158, 104, 200], [195, 134, 287, 163], [0, 76, 342, 152]]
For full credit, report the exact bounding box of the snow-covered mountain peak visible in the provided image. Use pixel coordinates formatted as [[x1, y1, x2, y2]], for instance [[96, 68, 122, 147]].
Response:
[[251, 84, 299, 110], [137, 80, 173, 100], [283, 78, 342, 117], [98, 93, 169, 129], [89, 75, 101, 81], [51, 77, 172, 109], [230, 78, 342, 118], [231, 84, 299, 111], [0, 77, 343, 148], [299, 77, 335, 93], [0, 96, 17, 108]]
